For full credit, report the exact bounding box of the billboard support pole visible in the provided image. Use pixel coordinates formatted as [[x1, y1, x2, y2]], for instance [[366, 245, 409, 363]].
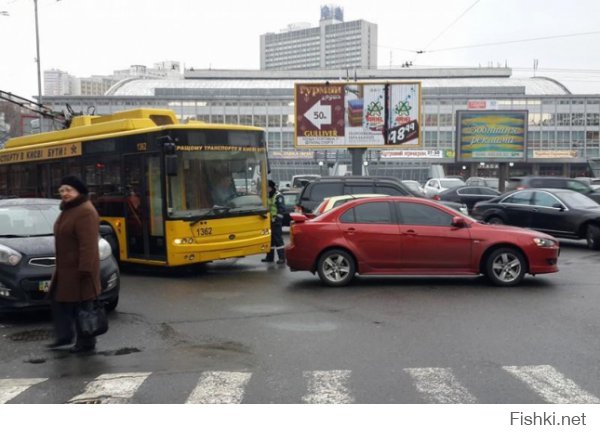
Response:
[[498, 162, 508, 193], [350, 148, 366, 175]]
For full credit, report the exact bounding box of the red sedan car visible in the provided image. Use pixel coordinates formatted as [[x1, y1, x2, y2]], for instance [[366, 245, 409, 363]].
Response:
[[286, 196, 559, 287]]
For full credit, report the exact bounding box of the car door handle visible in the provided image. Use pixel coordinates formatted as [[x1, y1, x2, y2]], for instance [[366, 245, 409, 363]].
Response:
[[402, 229, 417, 236], [344, 228, 356, 235]]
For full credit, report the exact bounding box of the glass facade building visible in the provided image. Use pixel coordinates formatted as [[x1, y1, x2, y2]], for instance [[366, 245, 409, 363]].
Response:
[[41, 68, 600, 182]]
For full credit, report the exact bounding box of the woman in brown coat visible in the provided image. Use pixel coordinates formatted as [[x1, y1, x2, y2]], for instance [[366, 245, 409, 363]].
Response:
[[47, 175, 102, 353]]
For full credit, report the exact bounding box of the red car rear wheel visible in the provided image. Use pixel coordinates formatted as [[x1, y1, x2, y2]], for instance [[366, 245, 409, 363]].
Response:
[[317, 249, 356, 287]]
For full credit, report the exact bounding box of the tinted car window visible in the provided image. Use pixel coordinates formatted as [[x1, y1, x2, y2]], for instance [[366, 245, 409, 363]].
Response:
[[353, 202, 393, 224], [555, 191, 600, 209], [340, 208, 355, 223], [532, 192, 561, 208], [502, 191, 534, 205], [346, 185, 375, 195], [397, 202, 452, 226], [531, 178, 564, 188], [376, 185, 405, 196], [308, 183, 343, 201], [566, 180, 591, 193], [480, 187, 501, 195], [457, 187, 479, 195]]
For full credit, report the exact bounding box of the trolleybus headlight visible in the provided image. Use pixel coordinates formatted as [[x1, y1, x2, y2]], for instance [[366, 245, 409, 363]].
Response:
[[0, 244, 22, 266], [174, 238, 195, 245]]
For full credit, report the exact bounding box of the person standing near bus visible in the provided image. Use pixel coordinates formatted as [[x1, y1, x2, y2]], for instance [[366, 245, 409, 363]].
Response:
[[262, 180, 286, 264], [46, 176, 103, 354]]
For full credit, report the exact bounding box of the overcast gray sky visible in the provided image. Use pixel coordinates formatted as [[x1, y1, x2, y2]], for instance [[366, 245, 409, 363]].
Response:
[[2, 0, 600, 98]]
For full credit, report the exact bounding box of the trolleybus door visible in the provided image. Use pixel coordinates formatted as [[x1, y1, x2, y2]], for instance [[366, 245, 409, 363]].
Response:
[[123, 154, 166, 262]]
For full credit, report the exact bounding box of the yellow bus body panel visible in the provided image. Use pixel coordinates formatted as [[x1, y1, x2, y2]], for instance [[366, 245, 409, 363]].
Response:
[[165, 216, 271, 266]]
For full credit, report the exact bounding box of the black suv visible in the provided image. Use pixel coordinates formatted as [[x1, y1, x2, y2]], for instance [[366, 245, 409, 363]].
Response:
[[507, 176, 600, 204], [296, 176, 468, 216]]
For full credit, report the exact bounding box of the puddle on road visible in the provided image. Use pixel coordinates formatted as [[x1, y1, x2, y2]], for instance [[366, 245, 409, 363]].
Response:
[[23, 347, 142, 364], [7, 329, 53, 342], [111, 347, 142, 356]]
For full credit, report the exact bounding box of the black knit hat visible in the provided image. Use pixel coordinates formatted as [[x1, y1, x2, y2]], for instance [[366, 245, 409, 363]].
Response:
[[60, 175, 88, 195], [268, 180, 276, 189]]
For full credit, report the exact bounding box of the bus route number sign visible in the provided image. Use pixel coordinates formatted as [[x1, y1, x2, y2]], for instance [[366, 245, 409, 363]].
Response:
[[195, 227, 213, 237]]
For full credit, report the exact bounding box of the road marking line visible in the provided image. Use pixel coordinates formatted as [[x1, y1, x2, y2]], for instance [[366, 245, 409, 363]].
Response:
[[302, 370, 354, 404], [503, 365, 600, 404], [405, 367, 477, 404], [0, 378, 47, 404], [68, 372, 151, 404], [186, 371, 252, 404]]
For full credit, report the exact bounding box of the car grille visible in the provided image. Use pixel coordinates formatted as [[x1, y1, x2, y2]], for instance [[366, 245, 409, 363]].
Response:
[[28, 257, 56, 267]]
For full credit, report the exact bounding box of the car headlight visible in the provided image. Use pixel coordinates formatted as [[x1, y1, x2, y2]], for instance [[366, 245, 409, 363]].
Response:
[[0, 244, 22, 266], [533, 237, 557, 248], [98, 238, 112, 260]]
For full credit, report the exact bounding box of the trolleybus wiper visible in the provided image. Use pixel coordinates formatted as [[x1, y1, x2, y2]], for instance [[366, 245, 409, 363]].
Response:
[[187, 205, 231, 226]]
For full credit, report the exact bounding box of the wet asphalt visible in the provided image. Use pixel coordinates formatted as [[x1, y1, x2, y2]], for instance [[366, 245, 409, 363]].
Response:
[[1, 234, 599, 403]]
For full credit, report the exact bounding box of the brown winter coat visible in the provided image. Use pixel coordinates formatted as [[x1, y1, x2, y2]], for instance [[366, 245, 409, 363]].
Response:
[[50, 195, 101, 302]]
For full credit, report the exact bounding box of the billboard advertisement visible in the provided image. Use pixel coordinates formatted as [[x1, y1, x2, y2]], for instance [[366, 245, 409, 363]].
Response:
[[456, 110, 527, 162], [294, 82, 421, 148]]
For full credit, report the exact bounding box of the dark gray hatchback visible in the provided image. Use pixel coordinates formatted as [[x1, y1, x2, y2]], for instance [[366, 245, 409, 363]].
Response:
[[0, 198, 120, 312]]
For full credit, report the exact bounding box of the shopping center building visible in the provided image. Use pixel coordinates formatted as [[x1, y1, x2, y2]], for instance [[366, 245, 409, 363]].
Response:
[[41, 67, 600, 182]]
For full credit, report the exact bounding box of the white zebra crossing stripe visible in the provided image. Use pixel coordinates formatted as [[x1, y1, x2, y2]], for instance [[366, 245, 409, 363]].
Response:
[[67, 372, 151, 404], [302, 370, 354, 404], [0, 378, 47, 404], [2, 365, 599, 404], [503, 365, 600, 404], [186, 371, 252, 404], [405, 367, 477, 404]]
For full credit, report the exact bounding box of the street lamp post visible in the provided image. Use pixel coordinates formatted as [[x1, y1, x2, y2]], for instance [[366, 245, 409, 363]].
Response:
[[33, 0, 43, 131]]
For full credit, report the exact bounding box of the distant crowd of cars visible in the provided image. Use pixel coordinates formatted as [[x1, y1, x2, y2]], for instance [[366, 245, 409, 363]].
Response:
[[280, 173, 600, 287]]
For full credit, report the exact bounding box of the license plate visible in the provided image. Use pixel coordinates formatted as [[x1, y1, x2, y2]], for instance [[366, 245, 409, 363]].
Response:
[[38, 280, 51, 293]]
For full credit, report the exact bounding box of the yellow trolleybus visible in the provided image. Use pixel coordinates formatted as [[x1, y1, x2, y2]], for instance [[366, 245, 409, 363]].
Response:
[[0, 108, 271, 267]]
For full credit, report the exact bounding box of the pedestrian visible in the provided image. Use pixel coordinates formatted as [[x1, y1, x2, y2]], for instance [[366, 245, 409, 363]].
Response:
[[46, 175, 103, 354], [262, 180, 286, 264]]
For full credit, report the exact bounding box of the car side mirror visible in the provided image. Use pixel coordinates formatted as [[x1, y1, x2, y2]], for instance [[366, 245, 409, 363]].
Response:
[[290, 213, 308, 223], [552, 203, 565, 211], [452, 216, 468, 228]]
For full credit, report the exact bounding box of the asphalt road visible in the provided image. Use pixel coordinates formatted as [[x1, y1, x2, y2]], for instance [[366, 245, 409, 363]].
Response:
[[1, 237, 599, 404]]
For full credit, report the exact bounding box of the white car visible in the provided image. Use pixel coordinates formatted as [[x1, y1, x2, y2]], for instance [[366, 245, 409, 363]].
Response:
[[402, 180, 425, 196], [423, 178, 466, 198]]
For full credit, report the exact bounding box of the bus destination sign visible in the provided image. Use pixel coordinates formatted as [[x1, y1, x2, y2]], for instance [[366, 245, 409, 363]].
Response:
[[0, 142, 82, 165]]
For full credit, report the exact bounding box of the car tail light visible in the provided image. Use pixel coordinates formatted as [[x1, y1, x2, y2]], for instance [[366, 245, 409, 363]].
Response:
[[433, 195, 441, 201], [516, 186, 525, 190]]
